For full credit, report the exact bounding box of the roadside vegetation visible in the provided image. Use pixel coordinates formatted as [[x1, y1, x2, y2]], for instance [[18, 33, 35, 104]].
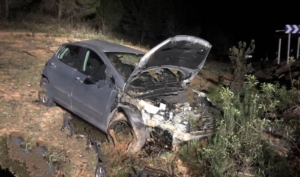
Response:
[[178, 41, 300, 177]]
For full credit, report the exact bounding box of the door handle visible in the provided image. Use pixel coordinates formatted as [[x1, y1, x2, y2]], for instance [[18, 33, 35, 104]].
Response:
[[50, 62, 56, 68], [75, 77, 83, 83]]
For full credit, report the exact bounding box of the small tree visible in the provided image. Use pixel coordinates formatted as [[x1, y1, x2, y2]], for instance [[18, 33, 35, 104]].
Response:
[[41, 0, 96, 23], [96, 0, 123, 35], [4, 0, 32, 19], [229, 40, 255, 93], [164, 0, 186, 36]]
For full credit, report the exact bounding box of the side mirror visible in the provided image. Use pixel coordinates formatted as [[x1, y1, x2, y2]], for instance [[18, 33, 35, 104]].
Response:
[[108, 76, 115, 88], [84, 76, 95, 84]]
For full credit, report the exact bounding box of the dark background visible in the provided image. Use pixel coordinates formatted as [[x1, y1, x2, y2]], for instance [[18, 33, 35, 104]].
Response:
[[200, 2, 300, 59], [1, 0, 299, 60]]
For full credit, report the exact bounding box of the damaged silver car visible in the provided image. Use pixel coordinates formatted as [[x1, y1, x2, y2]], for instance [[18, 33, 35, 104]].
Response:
[[38, 35, 220, 153]]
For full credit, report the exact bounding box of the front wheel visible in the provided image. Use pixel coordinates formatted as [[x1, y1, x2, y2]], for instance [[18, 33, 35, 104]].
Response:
[[38, 78, 55, 107], [108, 112, 145, 154]]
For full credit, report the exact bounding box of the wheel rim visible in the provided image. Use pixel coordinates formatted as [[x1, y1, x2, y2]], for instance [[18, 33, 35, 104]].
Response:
[[113, 120, 133, 143], [38, 82, 48, 103], [109, 118, 134, 151], [113, 120, 130, 133], [95, 164, 106, 177], [108, 113, 145, 153]]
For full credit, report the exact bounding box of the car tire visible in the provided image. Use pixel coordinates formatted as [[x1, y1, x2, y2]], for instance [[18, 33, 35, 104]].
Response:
[[38, 78, 55, 107], [108, 112, 145, 154]]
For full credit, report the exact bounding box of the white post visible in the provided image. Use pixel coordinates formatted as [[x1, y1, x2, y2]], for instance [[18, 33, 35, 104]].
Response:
[[287, 33, 291, 64], [278, 38, 281, 64], [297, 36, 300, 59]]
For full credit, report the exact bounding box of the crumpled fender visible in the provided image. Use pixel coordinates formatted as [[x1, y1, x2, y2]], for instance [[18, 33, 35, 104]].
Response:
[[118, 105, 145, 130], [109, 104, 147, 153]]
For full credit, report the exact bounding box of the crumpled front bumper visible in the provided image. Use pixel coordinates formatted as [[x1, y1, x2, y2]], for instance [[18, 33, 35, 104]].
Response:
[[146, 119, 217, 145]]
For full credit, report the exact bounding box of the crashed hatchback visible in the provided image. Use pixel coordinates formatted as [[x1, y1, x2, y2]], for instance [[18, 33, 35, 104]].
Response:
[[38, 35, 220, 153]]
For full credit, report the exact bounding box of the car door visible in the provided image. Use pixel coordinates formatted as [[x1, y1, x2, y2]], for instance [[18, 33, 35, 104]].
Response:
[[70, 48, 117, 131], [46, 44, 83, 108]]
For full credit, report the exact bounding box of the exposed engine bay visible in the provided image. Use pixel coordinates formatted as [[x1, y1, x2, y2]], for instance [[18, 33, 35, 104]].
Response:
[[140, 91, 216, 133], [120, 67, 221, 147]]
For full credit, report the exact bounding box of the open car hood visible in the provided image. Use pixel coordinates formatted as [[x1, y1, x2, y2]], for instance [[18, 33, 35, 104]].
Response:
[[125, 35, 212, 89]]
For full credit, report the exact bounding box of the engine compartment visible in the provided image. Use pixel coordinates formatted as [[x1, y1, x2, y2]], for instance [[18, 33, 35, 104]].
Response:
[[139, 90, 216, 134], [119, 65, 220, 146], [125, 68, 185, 96], [118, 86, 219, 146]]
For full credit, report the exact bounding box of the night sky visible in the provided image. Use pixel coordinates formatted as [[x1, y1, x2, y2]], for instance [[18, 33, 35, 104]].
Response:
[[3, 1, 299, 59], [191, 2, 300, 59]]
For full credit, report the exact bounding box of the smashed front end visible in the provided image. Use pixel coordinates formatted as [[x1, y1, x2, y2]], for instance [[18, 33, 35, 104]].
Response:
[[120, 68, 221, 148], [112, 35, 220, 148]]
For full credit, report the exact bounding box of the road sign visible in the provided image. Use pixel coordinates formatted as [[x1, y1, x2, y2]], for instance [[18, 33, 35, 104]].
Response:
[[276, 26, 300, 64], [285, 25, 300, 34]]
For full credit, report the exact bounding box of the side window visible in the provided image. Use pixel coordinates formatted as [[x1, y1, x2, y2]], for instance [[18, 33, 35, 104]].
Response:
[[57, 45, 81, 67], [82, 49, 106, 82]]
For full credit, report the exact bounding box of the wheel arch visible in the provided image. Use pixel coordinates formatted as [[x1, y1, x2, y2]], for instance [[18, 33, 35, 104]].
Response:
[[107, 104, 147, 153]]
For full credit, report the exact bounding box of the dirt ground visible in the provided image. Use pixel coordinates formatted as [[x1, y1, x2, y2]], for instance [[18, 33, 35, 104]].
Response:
[[0, 30, 101, 176], [0, 30, 207, 177]]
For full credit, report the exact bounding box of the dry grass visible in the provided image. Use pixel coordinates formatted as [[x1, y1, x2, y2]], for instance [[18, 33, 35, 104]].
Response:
[[0, 30, 100, 176], [0, 30, 189, 176]]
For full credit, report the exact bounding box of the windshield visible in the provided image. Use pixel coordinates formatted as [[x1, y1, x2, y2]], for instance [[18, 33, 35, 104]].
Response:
[[105, 52, 144, 80]]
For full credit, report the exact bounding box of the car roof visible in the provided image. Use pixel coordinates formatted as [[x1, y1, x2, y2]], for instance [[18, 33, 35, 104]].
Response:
[[73, 39, 145, 55]]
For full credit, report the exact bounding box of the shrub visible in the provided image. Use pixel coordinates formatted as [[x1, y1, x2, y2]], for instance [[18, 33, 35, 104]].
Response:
[[179, 75, 299, 177], [229, 40, 255, 93]]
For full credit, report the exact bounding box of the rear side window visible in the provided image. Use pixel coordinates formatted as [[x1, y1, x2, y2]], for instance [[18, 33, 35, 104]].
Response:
[[57, 45, 81, 67]]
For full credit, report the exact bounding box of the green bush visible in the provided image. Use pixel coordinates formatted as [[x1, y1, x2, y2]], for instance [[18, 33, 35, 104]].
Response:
[[180, 75, 299, 177], [273, 83, 299, 113]]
